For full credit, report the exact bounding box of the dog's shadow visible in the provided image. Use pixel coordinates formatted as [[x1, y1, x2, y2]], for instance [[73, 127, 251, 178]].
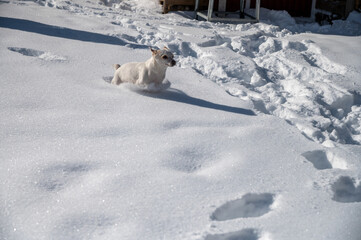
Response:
[[103, 77, 255, 115], [139, 88, 255, 116]]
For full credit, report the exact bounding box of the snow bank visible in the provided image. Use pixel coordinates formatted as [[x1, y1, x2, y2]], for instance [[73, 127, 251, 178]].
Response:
[[258, 8, 361, 36]]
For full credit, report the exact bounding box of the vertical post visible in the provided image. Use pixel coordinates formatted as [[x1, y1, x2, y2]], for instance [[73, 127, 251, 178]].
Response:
[[194, 0, 200, 19], [310, 0, 316, 20], [208, 0, 215, 21], [218, 0, 227, 17], [255, 0, 260, 21], [245, 0, 250, 9], [240, 0, 244, 18]]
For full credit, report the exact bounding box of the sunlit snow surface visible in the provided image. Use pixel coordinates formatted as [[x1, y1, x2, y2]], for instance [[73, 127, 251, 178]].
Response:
[[1, 1, 361, 240]]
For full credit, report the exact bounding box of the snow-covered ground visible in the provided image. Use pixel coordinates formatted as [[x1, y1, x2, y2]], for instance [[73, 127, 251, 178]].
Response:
[[1, 1, 361, 239]]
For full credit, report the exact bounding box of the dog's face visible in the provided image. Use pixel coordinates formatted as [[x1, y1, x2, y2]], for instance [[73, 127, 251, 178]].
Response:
[[151, 48, 176, 67]]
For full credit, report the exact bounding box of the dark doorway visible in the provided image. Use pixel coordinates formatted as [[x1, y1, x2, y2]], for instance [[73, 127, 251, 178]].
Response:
[[250, 0, 313, 17]]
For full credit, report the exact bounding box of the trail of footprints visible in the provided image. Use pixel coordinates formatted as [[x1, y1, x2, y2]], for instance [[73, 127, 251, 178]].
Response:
[[204, 148, 359, 240], [30, 127, 359, 239], [301, 149, 361, 203]]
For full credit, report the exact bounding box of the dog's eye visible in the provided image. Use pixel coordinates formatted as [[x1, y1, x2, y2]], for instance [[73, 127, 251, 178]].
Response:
[[162, 55, 168, 59]]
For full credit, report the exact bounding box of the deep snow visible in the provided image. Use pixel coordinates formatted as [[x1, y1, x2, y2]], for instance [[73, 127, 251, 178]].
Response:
[[1, 1, 361, 240]]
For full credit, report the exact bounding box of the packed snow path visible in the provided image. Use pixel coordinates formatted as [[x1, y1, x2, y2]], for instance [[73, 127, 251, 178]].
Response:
[[1, 1, 361, 240]]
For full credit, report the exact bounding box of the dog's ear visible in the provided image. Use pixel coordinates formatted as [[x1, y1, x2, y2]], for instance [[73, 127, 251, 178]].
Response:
[[163, 46, 170, 51], [150, 47, 158, 56]]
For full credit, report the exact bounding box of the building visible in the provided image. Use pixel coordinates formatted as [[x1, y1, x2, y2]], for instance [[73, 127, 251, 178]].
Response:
[[161, 0, 358, 20]]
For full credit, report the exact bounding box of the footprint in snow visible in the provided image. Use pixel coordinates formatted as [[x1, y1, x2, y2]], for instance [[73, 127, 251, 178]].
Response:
[[163, 147, 206, 173], [52, 213, 115, 240], [331, 176, 361, 203], [37, 163, 91, 191], [205, 228, 260, 240], [8, 47, 67, 62], [301, 150, 347, 170], [211, 193, 275, 221]]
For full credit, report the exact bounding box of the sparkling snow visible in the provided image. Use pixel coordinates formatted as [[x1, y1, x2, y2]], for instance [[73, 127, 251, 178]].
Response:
[[1, 1, 361, 240]]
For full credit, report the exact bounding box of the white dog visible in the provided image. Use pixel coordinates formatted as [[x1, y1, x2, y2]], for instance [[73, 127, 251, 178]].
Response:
[[111, 47, 176, 86]]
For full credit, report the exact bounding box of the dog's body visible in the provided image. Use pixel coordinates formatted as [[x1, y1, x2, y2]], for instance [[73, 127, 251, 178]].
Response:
[[111, 47, 176, 86]]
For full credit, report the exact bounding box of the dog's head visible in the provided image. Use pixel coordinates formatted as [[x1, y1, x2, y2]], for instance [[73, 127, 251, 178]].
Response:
[[151, 47, 176, 67]]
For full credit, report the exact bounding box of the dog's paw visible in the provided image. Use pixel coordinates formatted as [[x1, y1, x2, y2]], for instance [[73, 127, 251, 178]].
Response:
[[140, 80, 171, 92], [161, 79, 171, 89]]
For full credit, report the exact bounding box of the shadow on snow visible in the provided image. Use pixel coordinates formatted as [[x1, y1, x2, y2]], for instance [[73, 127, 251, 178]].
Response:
[[141, 88, 256, 116], [0, 17, 147, 49]]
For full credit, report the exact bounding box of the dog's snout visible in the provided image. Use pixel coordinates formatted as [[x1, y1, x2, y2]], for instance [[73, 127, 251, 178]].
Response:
[[171, 60, 176, 66]]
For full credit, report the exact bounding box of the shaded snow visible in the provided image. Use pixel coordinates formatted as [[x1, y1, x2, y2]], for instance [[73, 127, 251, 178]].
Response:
[[1, 1, 361, 240]]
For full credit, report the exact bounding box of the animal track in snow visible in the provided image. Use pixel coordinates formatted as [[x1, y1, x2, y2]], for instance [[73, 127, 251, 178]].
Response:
[[52, 213, 115, 239], [302, 150, 331, 170], [205, 228, 260, 240], [163, 147, 208, 173], [301, 150, 347, 170], [331, 176, 361, 203], [211, 193, 274, 221], [8, 47, 67, 62], [37, 163, 91, 191]]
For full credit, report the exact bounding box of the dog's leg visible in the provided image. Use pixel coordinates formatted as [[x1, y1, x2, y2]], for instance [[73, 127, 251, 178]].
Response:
[[135, 69, 147, 86], [111, 71, 121, 85], [111, 64, 122, 85]]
